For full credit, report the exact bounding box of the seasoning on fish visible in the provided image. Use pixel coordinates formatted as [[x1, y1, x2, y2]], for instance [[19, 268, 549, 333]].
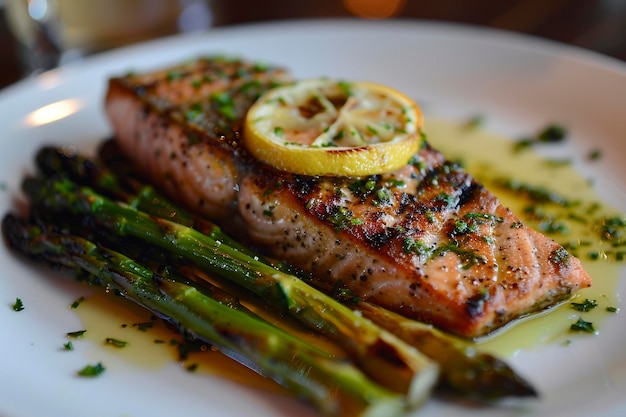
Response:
[[105, 56, 592, 338]]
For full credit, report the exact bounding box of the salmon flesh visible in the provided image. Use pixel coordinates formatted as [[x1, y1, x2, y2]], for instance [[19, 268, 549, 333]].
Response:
[[105, 57, 591, 338]]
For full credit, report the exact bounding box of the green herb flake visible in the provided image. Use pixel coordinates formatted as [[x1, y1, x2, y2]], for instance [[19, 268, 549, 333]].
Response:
[[185, 103, 203, 121], [77, 362, 106, 377], [67, 330, 87, 338], [218, 105, 237, 121], [434, 193, 455, 207], [105, 338, 129, 348], [273, 126, 284, 137], [338, 81, 352, 95], [166, 70, 183, 82], [348, 177, 377, 196], [372, 187, 393, 207], [70, 296, 85, 309], [452, 219, 478, 236], [402, 237, 431, 257], [465, 114, 484, 129], [538, 124, 567, 143], [263, 205, 275, 217], [326, 206, 357, 231], [513, 138, 534, 152], [132, 321, 154, 332], [431, 242, 485, 270], [63, 341, 74, 351], [570, 317, 595, 333], [12, 297, 24, 312], [588, 149, 602, 161], [513, 124, 568, 152], [570, 298, 598, 312]]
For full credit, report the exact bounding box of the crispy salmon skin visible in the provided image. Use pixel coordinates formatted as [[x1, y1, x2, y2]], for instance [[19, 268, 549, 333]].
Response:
[[105, 56, 591, 338]]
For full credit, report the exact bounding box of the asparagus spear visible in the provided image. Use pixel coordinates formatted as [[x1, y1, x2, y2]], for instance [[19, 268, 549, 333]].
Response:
[[22, 176, 439, 406], [355, 301, 537, 399], [2, 214, 408, 417], [34, 145, 297, 272], [34, 146, 538, 400]]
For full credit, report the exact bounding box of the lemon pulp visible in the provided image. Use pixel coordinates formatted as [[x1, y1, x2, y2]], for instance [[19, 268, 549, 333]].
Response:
[[243, 78, 423, 176]]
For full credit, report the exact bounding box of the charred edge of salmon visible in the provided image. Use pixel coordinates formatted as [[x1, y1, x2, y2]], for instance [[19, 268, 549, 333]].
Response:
[[242, 147, 591, 339]]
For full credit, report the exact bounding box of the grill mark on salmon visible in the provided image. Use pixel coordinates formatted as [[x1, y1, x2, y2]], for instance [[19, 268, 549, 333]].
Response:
[[105, 57, 592, 338]]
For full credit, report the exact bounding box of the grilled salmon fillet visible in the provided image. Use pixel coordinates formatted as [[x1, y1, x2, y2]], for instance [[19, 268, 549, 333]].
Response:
[[105, 57, 591, 338]]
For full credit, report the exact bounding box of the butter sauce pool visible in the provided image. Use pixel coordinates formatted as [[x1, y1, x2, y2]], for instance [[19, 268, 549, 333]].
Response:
[[425, 118, 623, 355]]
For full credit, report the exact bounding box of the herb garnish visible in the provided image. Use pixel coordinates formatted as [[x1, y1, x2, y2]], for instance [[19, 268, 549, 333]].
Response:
[[514, 123, 568, 152], [12, 297, 24, 311], [67, 329, 87, 338], [105, 338, 129, 348], [70, 296, 85, 309], [77, 362, 106, 377], [570, 317, 595, 333], [570, 298, 598, 312]]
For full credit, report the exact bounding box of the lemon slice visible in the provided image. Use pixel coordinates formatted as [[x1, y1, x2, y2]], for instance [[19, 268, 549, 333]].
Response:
[[243, 78, 423, 176]]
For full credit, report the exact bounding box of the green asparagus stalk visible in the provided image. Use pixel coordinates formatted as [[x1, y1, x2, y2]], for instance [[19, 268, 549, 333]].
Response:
[[34, 146, 538, 400], [2, 214, 408, 417], [22, 176, 439, 406], [36, 144, 537, 400], [34, 145, 297, 272], [355, 301, 537, 399]]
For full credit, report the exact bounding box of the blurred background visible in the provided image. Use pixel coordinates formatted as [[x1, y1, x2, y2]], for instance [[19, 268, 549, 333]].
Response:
[[1, 0, 625, 91]]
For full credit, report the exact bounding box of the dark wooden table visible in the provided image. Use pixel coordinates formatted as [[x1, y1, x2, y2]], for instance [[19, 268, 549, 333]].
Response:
[[1, 0, 625, 91]]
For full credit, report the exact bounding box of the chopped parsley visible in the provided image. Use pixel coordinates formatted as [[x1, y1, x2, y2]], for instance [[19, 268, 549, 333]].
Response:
[[570, 317, 595, 333], [452, 219, 478, 236], [588, 149, 602, 161], [273, 126, 284, 137], [514, 123, 568, 151], [348, 177, 377, 196], [431, 242, 485, 270], [12, 297, 24, 311], [372, 187, 393, 207], [70, 296, 85, 309], [105, 338, 129, 348], [77, 362, 106, 377], [63, 341, 74, 351], [402, 237, 431, 257], [434, 192, 455, 207], [263, 205, 275, 217], [570, 298, 598, 312], [464, 114, 484, 129], [326, 206, 361, 231], [537, 124, 568, 143], [67, 330, 87, 338]]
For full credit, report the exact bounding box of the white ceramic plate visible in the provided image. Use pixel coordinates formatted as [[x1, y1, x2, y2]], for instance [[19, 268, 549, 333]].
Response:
[[1, 19, 625, 417]]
